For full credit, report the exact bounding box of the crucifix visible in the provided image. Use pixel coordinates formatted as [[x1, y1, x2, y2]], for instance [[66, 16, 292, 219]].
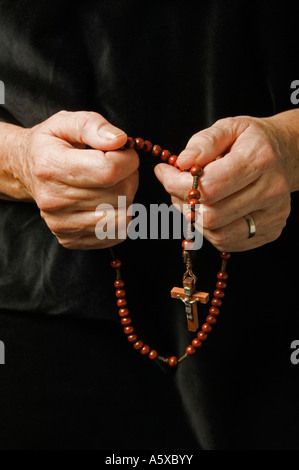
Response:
[[171, 276, 209, 332]]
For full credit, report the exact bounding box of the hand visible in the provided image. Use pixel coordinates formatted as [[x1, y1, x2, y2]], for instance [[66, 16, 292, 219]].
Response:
[[154, 112, 299, 252], [11, 111, 139, 249]]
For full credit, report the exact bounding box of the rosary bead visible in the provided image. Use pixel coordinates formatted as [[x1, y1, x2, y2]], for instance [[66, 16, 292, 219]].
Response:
[[117, 298, 127, 307], [214, 289, 225, 299], [206, 315, 217, 325], [168, 356, 178, 367], [133, 340, 144, 350], [211, 298, 222, 307], [114, 279, 125, 288], [152, 144, 162, 157], [186, 345, 196, 356], [124, 326, 134, 335], [216, 280, 227, 289], [202, 323, 212, 333], [185, 211, 196, 223], [209, 306, 220, 316], [127, 334, 138, 343], [115, 289, 126, 298], [161, 149, 171, 162], [190, 165, 202, 176], [134, 137, 144, 149], [110, 259, 122, 269], [121, 317, 132, 325], [182, 239, 194, 250], [197, 331, 208, 341], [220, 252, 231, 260], [119, 308, 130, 317], [140, 344, 151, 355], [148, 349, 158, 360], [188, 198, 200, 210], [217, 271, 228, 280], [125, 137, 135, 149], [188, 189, 200, 199], [143, 140, 153, 152], [168, 155, 177, 165], [192, 338, 202, 349]]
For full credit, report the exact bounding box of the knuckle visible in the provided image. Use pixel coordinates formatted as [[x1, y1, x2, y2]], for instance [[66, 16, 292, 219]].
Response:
[[208, 229, 230, 252], [202, 207, 218, 230], [76, 111, 98, 130], [99, 163, 118, 187], [36, 193, 59, 211]]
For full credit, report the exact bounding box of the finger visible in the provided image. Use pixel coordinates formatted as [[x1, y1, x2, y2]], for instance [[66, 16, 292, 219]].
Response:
[[47, 206, 130, 245], [154, 163, 193, 200], [39, 170, 139, 212], [204, 209, 284, 252], [46, 110, 128, 151], [177, 118, 249, 170], [42, 145, 139, 188]]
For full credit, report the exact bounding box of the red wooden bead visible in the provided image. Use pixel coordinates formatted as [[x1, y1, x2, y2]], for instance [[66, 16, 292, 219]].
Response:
[[152, 144, 162, 157], [134, 137, 144, 149], [115, 289, 126, 298], [168, 155, 177, 165], [121, 317, 132, 325], [216, 280, 227, 289], [148, 349, 158, 360], [133, 340, 144, 350], [168, 356, 178, 367], [209, 306, 220, 316], [140, 344, 150, 355], [220, 252, 231, 260], [127, 334, 138, 343], [211, 298, 222, 307], [185, 211, 196, 223], [117, 298, 127, 307], [192, 338, 202, 349], [202, 323, 213, 333], [124, 325, 134, 335], [206, 315, 217, 325], [114, 279, 125, 288], [182, 239, 194, 250], [214, 289, 225, 299], [143, 140, 153, 152], [197, 331, 208, 341], [188, 189, 200, 199], [190, 165, 202, 176], [161, 149, 171, 162], [186, 345, 196, 356], [119, 308, 130, 317], [217, 271, 228, 280], [188, 198, 200, 210], [125, 137, 135, 149], [110, 259, 121, 269]]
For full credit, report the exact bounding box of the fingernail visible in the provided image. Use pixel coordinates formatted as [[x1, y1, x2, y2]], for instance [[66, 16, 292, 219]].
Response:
[[98, 123, 126, 141]]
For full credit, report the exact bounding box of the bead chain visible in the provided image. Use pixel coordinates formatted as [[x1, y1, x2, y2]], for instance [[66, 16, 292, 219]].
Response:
[[109, 136, 231, 368]]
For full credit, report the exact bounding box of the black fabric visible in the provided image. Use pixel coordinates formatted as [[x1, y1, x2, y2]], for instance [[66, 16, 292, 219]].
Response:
[[0, 0, 299, 450]]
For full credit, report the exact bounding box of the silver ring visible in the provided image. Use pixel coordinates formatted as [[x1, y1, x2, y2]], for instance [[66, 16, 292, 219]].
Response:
[[244, 214, 256, 238]]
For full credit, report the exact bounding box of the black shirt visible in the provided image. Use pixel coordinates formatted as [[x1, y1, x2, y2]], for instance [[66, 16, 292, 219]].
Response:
[[0, 0, 299, 450]]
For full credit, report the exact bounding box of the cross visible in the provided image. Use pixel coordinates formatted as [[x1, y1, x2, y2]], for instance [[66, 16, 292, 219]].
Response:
[[171, 277, 209, 332]]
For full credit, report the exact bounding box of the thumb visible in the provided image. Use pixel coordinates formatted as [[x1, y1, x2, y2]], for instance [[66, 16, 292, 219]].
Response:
[[46, 110, 127, 151], [177, 117, 247, 170]]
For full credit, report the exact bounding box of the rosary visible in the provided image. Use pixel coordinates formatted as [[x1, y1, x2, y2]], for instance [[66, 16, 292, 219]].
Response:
[[110, 136, 230, 367]]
